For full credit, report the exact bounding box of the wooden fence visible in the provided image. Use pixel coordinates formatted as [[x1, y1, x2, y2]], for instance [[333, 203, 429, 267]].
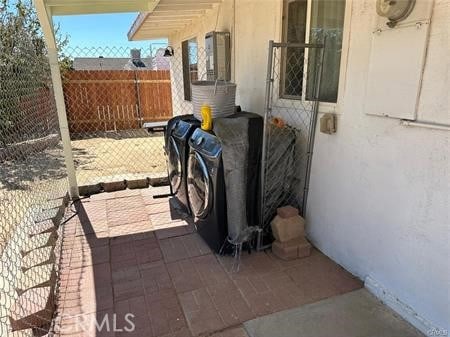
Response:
[[62, 70, 172, 133]]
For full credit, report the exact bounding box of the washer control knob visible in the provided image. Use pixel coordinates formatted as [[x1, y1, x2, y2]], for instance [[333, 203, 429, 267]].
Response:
[[196, 137, 204, 145]]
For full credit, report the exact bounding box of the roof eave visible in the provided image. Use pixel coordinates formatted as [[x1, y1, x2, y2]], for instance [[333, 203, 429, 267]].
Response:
[[46, 0, 159, 16], [128, 12, 151, 41], [127, 0, 222, 41]]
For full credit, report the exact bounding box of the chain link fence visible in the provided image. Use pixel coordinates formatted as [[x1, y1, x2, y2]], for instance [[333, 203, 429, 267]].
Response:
[[169, 45, 210, 117], [0, 35, 70, 337], [61, 46, 173, 191], [0, 33, 238, 335], [260, 42, 324, 235]]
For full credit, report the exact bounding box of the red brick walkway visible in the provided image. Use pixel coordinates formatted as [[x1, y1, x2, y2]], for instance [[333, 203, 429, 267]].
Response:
[[54, 186, 362, 337]]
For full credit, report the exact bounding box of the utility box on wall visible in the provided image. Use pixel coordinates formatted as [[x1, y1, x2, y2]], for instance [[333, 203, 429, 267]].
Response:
[[364, 1, 434, 120], [205, 31, 231, 81]]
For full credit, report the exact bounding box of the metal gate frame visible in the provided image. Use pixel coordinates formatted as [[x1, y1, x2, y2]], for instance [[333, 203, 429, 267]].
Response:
[[258, 40, 325, 249]]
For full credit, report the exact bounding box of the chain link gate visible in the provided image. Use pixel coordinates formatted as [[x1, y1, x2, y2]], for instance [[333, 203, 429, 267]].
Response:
[[259, 41, 324, 246]]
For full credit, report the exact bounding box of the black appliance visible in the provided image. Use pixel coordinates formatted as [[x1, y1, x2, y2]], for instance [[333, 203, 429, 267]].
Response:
[[187, 112, 263, 252], [187, 129, 227, 252], [165, 115, 200, 214], [165, 114, 199, 152], [225, 112, 263, 230]]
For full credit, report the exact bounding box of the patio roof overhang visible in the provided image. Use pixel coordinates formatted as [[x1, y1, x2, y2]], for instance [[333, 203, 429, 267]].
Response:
[[127, 0, 222, 41], [41, 0, 159, 16]]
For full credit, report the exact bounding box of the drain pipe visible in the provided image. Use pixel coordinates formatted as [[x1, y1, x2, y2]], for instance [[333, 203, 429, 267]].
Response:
[[400, 120, 450, 131], [301, 41, 326, 217]]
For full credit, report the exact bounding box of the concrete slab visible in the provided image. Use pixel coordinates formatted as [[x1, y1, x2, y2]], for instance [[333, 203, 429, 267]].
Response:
[[244, 289, 424, 337]]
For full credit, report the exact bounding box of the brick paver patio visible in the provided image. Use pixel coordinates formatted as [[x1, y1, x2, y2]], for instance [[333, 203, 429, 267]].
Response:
[[54, 186, 362, 336]]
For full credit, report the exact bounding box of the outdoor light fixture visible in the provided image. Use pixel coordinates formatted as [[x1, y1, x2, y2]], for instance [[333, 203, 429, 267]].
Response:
[[376, 0, 416, 27], [163, 46, 174, 57]]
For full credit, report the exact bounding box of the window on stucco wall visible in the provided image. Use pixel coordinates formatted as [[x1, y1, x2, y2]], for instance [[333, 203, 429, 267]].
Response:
[[182, 38, 198, 101], [281, 0, 346, 103]]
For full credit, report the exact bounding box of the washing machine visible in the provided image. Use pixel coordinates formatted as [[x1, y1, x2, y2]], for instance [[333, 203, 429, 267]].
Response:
[[165, 115, 200, 214], [165, 114, 199, 153], [187, 128, 227, 252]]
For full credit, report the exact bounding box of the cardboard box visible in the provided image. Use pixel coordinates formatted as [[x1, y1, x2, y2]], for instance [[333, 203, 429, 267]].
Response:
[[271, 215, 305, 242], [277, 205, 299, 218]]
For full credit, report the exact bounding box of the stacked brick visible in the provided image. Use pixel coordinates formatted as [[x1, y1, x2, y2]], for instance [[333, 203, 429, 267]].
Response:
[[270, 206, 312, 260]]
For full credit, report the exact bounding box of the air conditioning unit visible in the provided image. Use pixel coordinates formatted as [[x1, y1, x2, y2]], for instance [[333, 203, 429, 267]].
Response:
[[205, 31, 231, 81]]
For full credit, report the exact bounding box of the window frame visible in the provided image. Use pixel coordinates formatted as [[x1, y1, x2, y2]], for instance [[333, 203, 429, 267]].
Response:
[[279, 0, 352, 114], [280, 0, 308, 101]]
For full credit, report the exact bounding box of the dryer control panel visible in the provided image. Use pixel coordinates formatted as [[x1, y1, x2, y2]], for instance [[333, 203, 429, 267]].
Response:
[[173, 120, 194, 139], [189, 129, 222, 159]]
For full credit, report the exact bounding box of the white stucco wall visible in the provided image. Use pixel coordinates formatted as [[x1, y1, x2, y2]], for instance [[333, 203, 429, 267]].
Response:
[[166, 0, 449, 331], [168, 0, 235, 116], [307, 0, 449, 332], [168, 0, 283, 115]]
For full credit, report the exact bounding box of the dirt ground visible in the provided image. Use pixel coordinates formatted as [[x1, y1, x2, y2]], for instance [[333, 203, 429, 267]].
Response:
[[71, 133, 167, 186], [0, 144, 68, 253], [0, 132, 167, 253]]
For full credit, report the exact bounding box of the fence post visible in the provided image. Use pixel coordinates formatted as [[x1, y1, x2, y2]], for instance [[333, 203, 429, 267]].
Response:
[[134, 70, 143, 128], [35, 0, 79, 199]]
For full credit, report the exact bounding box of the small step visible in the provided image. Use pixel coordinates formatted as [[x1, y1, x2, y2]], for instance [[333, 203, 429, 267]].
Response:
[[22, 247, 55, 272], [21, 232, 58, 257], [16, 264, 56, 295], [103, 180, 126, 192], [149, 175, 169, 187], [9, 287, 55, 332], [29, 220, 57, 238]]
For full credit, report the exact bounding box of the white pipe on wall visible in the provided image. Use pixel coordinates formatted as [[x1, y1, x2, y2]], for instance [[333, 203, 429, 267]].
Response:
[[34, 0, 79, 199], [400, 120, 450, 131]]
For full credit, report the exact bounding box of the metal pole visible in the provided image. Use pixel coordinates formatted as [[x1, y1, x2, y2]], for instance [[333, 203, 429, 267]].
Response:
[[272, 42, 324, 49], [257, 40, 275, 251], [134, 70, 143, 128], [302, 38, 326, 216], [34, 0, 79, 199], [47, 49, 79, 199]]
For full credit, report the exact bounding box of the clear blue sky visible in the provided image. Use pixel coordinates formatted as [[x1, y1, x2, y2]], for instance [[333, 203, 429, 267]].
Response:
[[54, 13, 167, 57]]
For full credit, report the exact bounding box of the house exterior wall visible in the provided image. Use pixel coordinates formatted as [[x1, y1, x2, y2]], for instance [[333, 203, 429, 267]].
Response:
[[167, 0, 449, 332], [306, 1, 449, 333]]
